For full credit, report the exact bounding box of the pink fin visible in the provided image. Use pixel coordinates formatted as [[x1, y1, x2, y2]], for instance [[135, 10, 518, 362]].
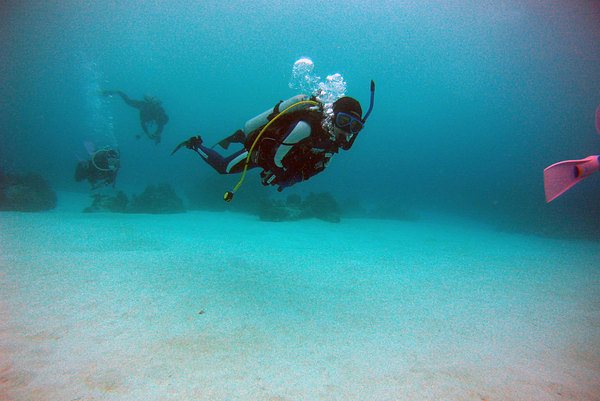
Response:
[[83, 141, 96, 156], [544, 156, 600, 202]]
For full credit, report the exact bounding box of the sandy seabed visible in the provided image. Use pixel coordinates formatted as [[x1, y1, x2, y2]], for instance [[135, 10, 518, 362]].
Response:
[[1, 192, 599, 401]]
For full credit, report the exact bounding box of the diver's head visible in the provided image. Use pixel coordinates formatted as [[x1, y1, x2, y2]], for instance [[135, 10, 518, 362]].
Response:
[[332, 96, 363, 150], [144, 94, 160, 105], [105, 149, 120, 171], [91, 148, 120, 172]]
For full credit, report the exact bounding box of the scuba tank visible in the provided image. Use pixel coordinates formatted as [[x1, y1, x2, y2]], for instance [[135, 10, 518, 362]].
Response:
[[243, 95, 316, 135]]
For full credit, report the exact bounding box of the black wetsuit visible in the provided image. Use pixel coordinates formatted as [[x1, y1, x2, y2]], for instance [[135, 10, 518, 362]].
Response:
[[194, 107, 341, 190], [103, 90, 169, 143]]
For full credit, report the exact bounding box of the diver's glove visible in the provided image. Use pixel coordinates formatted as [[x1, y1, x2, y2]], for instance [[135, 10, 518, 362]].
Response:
[[260, 170, 277, 186], [260, 169, 302, 191], [171, 136, 203, 155]]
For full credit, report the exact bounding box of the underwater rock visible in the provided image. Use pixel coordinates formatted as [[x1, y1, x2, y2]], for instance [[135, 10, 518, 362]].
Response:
[[258, 195, 303, 222], [0, 172, 57, 212], [127, 183, 185, 214], [286, 193, 302, 208], [258, 199, 289, 222], [83, 191, 129, 213], [258, 192, 341, 223], [301, 192, 341, 223]]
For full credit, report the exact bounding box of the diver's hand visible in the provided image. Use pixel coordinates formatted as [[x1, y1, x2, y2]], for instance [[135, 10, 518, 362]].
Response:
[[260, 169, 301, 190]]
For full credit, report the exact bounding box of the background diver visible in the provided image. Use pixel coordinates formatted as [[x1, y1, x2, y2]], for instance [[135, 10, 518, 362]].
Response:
[[101, 90, 169, 144], [172, 81, 375, 201], [75, 145, 120, 189]]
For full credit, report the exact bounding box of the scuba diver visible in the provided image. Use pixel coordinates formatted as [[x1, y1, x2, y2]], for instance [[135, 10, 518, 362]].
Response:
[[101, 90, 169, 144], [172, 81, 375, 202], [75, 145, 120, 189]]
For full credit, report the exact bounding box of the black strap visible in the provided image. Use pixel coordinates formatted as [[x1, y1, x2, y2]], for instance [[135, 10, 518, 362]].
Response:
[[267, 100, 283, 120]]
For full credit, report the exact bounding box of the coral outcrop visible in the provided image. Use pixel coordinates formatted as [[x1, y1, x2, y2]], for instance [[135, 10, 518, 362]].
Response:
[[83, 191, 129, 213], [0, 172, 57, 212], [259, 192, 341, 223], [127, 183, 185, 214]]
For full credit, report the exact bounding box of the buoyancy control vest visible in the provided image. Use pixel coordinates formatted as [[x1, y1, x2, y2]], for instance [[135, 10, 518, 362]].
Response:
[[243, 99, 329, 170]]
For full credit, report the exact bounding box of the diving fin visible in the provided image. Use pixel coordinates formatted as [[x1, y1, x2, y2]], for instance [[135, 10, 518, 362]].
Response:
[[171, 136, 203, 155], [83, 141, 96, 156], [543, 155, 600, 202], [215, 130, 246, 150]]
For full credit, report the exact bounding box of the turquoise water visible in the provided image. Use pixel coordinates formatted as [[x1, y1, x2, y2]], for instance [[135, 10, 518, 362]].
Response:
[[1, 0, 599, 236], [1, 2, 600, 400]]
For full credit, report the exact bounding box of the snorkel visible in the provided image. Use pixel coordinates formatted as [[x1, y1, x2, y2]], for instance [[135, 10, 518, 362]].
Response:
[[342, 80, 375, 150], [362, 80, 375, 124]]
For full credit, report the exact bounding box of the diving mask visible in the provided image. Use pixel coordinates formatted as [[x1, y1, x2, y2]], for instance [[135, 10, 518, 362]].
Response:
[[335, 112, 363, 135]]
